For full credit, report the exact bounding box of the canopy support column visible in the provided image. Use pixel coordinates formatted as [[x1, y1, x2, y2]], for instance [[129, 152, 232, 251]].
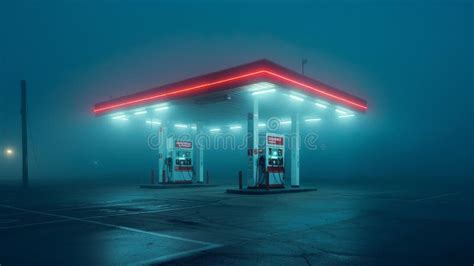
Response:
[[158, 125, 167, 183], [290, 112, 300, 187], [247, 99, 259, 188], [195, 123, 204, 183]]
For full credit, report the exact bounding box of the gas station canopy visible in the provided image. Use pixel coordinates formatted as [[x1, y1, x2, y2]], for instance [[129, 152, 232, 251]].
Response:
[[93, 59, 369, 188], [93, 59, 368, 121]]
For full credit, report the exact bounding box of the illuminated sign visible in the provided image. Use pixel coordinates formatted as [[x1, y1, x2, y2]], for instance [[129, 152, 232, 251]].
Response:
[[175, 141, 192, 149], [267, 135, 284, 146]]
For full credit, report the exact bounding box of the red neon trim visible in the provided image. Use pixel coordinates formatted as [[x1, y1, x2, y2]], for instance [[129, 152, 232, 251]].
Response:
[[263, 71, 368, 111], [94, 70, 367, 113], [94, 70, 266, 113]]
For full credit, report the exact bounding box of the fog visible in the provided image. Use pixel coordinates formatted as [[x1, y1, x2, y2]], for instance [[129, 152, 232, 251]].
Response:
[[1, 1, 472, 186]]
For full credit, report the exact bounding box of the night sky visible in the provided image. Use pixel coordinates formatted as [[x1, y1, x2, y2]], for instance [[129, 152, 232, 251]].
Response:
[[0, 1, 472, 185]]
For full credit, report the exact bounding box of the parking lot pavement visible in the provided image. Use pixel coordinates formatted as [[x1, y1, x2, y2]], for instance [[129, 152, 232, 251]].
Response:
[[1, 183, 473, 265]]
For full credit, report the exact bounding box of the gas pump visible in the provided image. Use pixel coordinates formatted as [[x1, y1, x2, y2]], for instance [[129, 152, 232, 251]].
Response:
[[256, 133, 285, 188], [163, 138, 194, 184]]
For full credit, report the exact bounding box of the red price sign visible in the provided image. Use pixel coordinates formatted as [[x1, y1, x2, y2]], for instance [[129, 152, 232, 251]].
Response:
[[175, 141, 192, 148], [267, 136, 284, 145]]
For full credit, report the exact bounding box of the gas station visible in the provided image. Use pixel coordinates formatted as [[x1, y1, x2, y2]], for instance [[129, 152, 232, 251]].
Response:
[[93, 59, 367, 192]]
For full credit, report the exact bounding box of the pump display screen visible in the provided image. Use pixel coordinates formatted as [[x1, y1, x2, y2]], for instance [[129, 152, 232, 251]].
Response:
[[176, 151, 192, 165], [270, 149, 278, 157], [268, 148, 284, 166]]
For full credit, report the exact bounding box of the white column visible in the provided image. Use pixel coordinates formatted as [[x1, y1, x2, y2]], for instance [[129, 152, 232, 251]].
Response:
[[158, 125, 167, 183], [247, 99, 259, 187], [195, 124, 204, 183], [290, 112, 300, 187]]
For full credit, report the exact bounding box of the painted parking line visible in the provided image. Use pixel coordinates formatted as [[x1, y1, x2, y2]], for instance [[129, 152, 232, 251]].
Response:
[[413, 192, 459, 202], [135, 243, 221, 265], [0, 203, 216, 230], [83, 203, 218, 219], [0, 197, 184, 215], [0, 201, 169, 221], [48, 203, 173, 217], [0, 219, 70, 229], [43, 196, 203, 212], [327, 190, 460, 202], [159, 197, 223, 204], [325, 190, 408, 198], [0, 204, 221, 262], [0, 201, 164, 217], [41, 200, 167, 212]]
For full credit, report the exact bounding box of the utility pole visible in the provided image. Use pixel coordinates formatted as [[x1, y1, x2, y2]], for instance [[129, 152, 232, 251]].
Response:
[[301, 59, 308, 75], [21, 80, 28, 188]]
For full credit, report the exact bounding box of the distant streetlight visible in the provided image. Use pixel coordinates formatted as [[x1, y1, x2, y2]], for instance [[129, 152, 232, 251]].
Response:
[[4, 148, 14, 157]]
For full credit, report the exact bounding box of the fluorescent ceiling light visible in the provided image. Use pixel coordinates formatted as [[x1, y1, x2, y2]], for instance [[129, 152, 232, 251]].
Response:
[[280, 120, 291, 125], [258, 123, 266, 127], [252, 89, 276, 95], [209, 128, 221, 132], [338, 114, 355, 118], [112, 114, 127, 120], [174, 124, 188, 128], [134, 110, 147, 115], [305, 118, 322, 122], [155, 106, 169, 111], [230, 125, 242, 130], [315, 102, 328, 109], [145, 120, 161, 125], [191, 126, 197, 130], [335, 109, 347, 114], [289, 95, 304, 102], [247, 82, 275, 91]]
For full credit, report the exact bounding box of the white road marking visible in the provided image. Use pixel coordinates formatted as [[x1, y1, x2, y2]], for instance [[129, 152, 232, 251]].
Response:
[[0, 204, 215, 230], [413, 192, 459, 202], [135, 243, 221, 265], [2, 198, 203, 213], [0, 204, 222, 264], [42, 201, 171, 212], [345, 190, 407, 196], [0, 204, 219, 247], [0, 219, 70, 230], [159, 197, 218, 203], [326, 190, 407, 198], [84, 204, 217, 219]]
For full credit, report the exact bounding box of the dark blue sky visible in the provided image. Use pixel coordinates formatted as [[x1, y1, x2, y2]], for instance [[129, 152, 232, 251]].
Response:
[[1, 1, 472, 184]]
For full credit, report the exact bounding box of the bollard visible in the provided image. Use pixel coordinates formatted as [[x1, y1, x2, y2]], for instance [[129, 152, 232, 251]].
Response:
[[238, 170, 243, 190], [150, 169, 155, 184]]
